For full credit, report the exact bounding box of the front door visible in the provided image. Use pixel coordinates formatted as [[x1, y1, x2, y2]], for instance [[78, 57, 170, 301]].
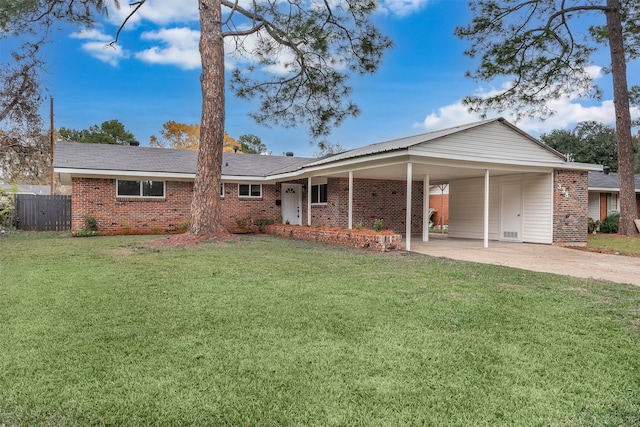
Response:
[[281, 184, 302, 225], [500, 183, 522, 242]]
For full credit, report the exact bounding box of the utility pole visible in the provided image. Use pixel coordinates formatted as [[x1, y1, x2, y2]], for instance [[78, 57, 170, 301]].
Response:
[[50, 97, 54, 195]]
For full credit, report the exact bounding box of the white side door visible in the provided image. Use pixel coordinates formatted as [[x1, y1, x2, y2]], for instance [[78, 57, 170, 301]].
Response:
[[500, 183, 522, 242], [281, 184, 302, 225]]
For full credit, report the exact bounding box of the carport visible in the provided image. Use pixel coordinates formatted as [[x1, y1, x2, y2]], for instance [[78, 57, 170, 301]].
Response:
[[295, 118, 601, 249]]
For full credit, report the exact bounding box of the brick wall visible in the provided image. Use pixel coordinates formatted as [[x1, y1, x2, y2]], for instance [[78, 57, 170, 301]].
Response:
[[429, 194, 449, 227], [553, 170, 588, 244], [310, 178, 425, 233], [220, 183, 283, 227], [71, 178, 193, 235]]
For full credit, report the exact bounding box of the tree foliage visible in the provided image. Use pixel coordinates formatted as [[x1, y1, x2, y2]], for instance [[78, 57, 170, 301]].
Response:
[[541, 122, 617, 169], [59, 119, 136, 145], [150, 121, 265, 154], [456, 0, 639, 235], [0, 1, 111, 184]]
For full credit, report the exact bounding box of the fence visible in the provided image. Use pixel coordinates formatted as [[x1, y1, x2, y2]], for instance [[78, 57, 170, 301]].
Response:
[[14, 194, 71, 231]]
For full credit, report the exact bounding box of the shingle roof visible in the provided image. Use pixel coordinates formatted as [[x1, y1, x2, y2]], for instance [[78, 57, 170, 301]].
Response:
[[589, 171, 640, 190], [53, 142, 315, 177]]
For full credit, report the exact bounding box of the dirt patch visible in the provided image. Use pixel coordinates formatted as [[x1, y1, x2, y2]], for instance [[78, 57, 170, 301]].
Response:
[[148, 232, 238, 248]]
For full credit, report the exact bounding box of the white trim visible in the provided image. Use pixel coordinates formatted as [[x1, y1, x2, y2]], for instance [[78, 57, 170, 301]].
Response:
[[406, 162, 412, 251], [348, 171, 353, 229], [116, 179, 166, 199], [422, 175, 429, 242], [484, 170, 489, 248], [307, 176, 312, 226], [238, 183, 262, 198]]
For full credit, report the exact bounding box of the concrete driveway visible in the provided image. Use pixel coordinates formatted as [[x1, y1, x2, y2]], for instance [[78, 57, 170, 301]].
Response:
[[411, 234, 640, 287]]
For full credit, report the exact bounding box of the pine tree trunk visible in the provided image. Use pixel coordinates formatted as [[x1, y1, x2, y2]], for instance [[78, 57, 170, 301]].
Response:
[[606, 0, 638, 235], [189, 0, 227, 235]]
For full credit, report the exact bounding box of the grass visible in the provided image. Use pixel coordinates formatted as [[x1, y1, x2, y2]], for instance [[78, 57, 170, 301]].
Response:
[[587, 233, 640, 257], [1, 232, 639, 426]]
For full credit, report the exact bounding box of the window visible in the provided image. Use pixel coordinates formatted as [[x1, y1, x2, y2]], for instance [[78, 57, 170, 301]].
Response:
[[238, 184, 261, 198], [117, 180, 165, 198], [311, 183, 328, 204], [220, 183, 225, 197]]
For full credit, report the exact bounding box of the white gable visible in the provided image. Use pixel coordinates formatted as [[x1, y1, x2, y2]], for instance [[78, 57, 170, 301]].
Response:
[[410, 121, 563, 165]]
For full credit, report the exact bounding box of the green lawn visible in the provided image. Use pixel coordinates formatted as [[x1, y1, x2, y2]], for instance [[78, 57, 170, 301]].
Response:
[[1, 232, 639, 426], [587, 233, 640, 257]]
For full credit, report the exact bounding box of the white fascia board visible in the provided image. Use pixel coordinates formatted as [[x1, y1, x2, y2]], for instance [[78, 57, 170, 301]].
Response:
[[589, 187, 620, 192], [54, 168, 195, 180]]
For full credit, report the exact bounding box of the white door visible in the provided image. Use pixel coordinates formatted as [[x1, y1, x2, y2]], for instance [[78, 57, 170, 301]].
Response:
[[281, 184, 302, 225], [501, 184, 522, 241]]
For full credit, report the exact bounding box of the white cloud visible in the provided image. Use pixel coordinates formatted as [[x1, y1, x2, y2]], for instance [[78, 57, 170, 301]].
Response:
[[135, 27, 201, 70], [106, 0, 199, 27], [416, 97, 640, 136], [379, 0, 432, 16], [70, 28, 113, 42], [78, 41, 129, 66]]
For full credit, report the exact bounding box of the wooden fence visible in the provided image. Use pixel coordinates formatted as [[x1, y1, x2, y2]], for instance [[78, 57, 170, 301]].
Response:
[[15, 194, 71, 231]]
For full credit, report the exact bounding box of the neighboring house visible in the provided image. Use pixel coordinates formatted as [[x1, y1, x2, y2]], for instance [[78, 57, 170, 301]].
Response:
[[588, 171, 640, 221], [54, 118, 600, 248], [0, 184, 51, 195]]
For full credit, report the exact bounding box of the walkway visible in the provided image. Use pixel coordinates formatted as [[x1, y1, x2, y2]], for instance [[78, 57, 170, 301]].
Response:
[[410, 234, 640, 287]]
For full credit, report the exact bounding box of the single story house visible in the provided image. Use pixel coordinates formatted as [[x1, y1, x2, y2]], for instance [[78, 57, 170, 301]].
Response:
[[54, 118, 601, 249], [588, 171, 640, 221]]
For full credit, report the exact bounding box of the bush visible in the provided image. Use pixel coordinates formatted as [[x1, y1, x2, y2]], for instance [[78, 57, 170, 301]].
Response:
[[599, 213, 620, 234], [587, 217, 601, 233], [373, 218, 383, 232]]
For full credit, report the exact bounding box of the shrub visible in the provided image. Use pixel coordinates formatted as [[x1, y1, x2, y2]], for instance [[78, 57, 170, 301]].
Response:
[[373, 218, 383, 232], [599, 213, 620, 234], [587, 217, 601, 234], [84, 215, 99, 232]]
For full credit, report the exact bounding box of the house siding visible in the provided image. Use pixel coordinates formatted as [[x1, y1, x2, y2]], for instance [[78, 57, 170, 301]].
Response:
[[553, 170, 588, 244], [448, 173, 553, 243], [411, 121, 562, 164]]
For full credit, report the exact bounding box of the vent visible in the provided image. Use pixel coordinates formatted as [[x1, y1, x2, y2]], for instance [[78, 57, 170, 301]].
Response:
[[503, 231, 518, 239]]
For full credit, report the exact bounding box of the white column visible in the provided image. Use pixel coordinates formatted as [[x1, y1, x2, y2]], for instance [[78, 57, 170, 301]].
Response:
[[348, 171, 353, 229], [307, 176, 312, 226], [422, 174, 430, 242], [484, 169, 490, 248], [405, 162, 413, 251]]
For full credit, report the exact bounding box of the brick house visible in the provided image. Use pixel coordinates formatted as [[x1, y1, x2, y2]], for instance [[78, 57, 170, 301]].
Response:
[[588, 171, 640, 221], [54, 118, 601, 249]]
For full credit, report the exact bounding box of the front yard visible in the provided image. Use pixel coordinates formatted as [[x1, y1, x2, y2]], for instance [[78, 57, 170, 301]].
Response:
[[1, 232, 639, 426]]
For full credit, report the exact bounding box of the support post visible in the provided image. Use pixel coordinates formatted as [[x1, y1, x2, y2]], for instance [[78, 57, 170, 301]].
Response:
[[307, 176, 312, 226], [484, 169, 490, 248], [406, 162, 413, 251], [348, 171, 353, 229], [422, 175, 430, 242]]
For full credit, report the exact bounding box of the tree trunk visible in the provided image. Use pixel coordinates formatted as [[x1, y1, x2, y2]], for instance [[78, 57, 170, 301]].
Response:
[[189, 0, 227, 235], [605, 0, 638, 235]]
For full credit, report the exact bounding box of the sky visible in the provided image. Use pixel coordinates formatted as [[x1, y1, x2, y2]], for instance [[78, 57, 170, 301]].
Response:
[[20, 0, 640, 157]]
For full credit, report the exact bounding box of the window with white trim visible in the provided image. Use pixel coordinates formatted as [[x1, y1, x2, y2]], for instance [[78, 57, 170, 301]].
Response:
[[117, 180, 165, 198], [238, 184, 262, 198], [220, 183, 225, 197], [311, 183, 327, 204]]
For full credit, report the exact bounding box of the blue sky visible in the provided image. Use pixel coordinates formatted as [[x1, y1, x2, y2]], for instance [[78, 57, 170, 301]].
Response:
[[27, 0, 640, 157]]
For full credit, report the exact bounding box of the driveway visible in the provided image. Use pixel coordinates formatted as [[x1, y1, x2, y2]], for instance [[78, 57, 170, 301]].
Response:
[[411, 235, 640, 287]]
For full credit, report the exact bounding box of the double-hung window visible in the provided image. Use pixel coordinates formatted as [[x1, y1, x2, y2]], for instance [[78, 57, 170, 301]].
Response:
[[117, 180, 165, 198], [238, 184, 262, 198], [310, 178, 328, 204]]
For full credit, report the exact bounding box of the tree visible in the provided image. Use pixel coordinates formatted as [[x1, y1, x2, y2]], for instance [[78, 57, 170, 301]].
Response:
[[150, 121, 265, 154], [314, 142, 345, 158], [150, 121, 200, 150], [541, 122, 619, 170], [1, 1, 109, 184], [59, 119, 136, 145], [110, 0, 391, 235], [456, 0, 639, 235], [238, 134, 268, 155]]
